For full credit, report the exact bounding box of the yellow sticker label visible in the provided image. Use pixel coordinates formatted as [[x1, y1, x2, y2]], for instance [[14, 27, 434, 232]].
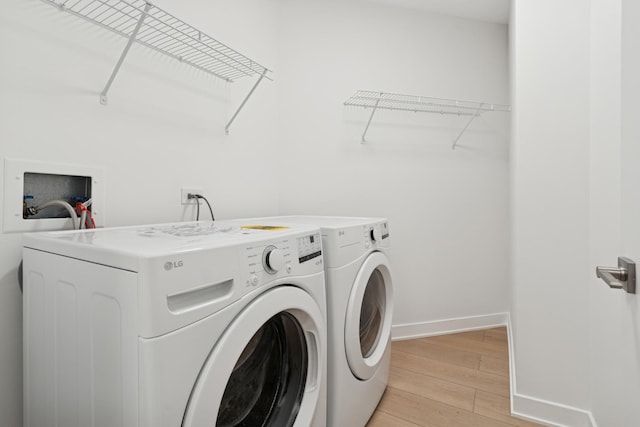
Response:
[[240, 225, 290, 231]]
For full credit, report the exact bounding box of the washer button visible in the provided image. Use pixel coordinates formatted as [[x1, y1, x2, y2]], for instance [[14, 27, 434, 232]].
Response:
[[264, 248, 285, 273], [250, 275, 259, 286]]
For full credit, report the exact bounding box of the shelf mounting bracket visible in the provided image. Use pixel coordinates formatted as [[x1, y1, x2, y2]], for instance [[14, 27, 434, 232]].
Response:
[[225, 69, 267, 135], [361, 97, 381, 143], [452, 109, 482, 149], [99, 2, 151, 105]]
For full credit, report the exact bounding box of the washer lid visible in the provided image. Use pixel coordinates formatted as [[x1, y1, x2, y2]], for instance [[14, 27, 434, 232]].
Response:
[[182, 285, 325, 427], [344, 252, 394, 380], [22, 221, 319, 272]]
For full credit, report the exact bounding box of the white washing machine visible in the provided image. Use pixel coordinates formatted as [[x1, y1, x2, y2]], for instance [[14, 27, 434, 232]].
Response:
[[22, 221, 327, 427], [231, 216, 393, 427]]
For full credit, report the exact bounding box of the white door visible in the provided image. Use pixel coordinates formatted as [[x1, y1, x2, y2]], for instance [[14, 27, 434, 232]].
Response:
[[344, 252, 393, 380], [590, 0, 640, 424], [182, 286, 325, 427]]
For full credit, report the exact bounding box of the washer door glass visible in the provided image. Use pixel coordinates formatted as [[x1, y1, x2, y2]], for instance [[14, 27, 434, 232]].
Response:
[[217, 312, 307, 427], [344, 252, 393, 380], [182, 285, 324, 427]]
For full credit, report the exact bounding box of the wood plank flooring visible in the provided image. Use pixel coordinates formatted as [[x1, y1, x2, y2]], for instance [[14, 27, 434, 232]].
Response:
[[366, 327, 543, 427]]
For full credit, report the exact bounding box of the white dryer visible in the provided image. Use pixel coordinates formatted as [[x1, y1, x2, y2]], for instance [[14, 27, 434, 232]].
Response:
[[22, 221, 327, 427], [231, 216, 393, 427]]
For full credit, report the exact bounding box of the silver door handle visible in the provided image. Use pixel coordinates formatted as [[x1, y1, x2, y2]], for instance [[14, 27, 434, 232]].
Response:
[[596, 266, 626, 289], [595, 257, 636, 294]]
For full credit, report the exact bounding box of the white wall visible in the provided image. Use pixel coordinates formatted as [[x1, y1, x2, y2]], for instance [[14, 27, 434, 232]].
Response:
[[510, 0, 593, 423], [276, 0, 510, 336], [1, 0, 510, 425], [0, 1, 280, 425]]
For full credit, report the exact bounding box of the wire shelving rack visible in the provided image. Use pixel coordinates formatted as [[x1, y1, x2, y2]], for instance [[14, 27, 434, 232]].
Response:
[[344, 90, 511, 148], [43, 0, 273, 134]]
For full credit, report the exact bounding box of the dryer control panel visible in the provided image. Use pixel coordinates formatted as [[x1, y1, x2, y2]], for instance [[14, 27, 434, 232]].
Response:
[[319, 219, 390, 268], [364, 221, 390, 249]]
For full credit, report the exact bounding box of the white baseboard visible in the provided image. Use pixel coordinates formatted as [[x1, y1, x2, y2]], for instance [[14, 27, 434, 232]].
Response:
[[506, 315, 597, 427], [391, 313, 597, 427], [509, 394, 597, 427], [391, 312, 509, 341]]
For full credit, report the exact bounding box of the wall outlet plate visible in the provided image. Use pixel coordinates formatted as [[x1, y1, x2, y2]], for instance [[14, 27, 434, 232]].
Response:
[[181, 187, 203, 205]]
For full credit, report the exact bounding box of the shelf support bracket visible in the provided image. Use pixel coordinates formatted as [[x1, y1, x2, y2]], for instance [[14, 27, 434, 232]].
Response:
[[225, 69, 267, 135], [99, 3, 152, 105], [361, 97, 381, 143], [452, 109, 481, 149]]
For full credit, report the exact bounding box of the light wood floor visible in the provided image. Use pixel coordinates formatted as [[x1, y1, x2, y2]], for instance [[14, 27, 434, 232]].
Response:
[[366, 327, 543, 427]]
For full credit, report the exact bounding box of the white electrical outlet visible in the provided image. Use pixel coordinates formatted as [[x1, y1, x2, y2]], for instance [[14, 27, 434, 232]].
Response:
[[181, 187, 203, 205]]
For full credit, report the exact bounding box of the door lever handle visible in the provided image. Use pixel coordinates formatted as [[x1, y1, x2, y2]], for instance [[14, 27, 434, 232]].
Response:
[[596, 266, 626, 289], [595, 257, 636, 294]]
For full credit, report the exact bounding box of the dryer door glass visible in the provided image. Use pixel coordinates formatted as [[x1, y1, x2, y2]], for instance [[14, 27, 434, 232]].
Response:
[[359, 269, 386, 358], [344, 251, 393, 380], [216, 312, 308, 427]]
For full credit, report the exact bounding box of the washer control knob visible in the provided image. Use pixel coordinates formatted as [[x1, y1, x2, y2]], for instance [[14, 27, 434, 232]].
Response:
[[370, 227, 382, 242], [250, 275, 259, 286], [264, 248, 285, 273]]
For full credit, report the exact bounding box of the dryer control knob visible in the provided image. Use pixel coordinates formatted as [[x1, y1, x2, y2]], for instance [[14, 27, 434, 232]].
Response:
[[370, 227, 382, 242], [265, 248, 285, 273]]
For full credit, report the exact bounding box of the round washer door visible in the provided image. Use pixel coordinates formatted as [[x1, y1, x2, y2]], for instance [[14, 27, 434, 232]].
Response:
[[183, 286, 325, 427], [344, 251, 393, 380]]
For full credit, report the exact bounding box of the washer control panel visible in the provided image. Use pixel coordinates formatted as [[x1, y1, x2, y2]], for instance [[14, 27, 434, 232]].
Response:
[[262, 245, 285, 273], [297, 233, 322, 264], [243, 231, 322, 288]]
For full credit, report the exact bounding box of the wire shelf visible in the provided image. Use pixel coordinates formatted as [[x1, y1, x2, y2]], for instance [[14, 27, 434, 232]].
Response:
[[44, 0, 271, 82], [344, 90, 510, 116], [41, 0, 272, 133], [344, 90, 510, 147]]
